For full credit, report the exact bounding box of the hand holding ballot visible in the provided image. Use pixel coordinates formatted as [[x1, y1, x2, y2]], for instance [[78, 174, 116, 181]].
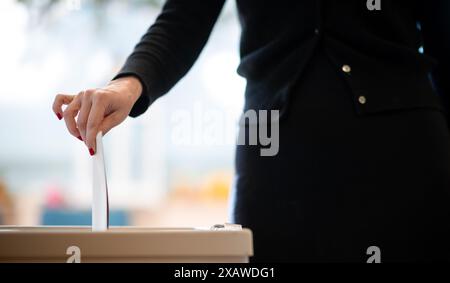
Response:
[[52, 76, 143, 155]]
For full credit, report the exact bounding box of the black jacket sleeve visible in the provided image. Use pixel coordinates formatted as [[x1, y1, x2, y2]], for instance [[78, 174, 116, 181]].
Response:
[[114, 0, 226, 117], [419, 0, 450, 125]]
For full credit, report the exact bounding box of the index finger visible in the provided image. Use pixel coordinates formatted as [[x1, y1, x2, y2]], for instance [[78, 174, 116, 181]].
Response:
[[53, 94, 75, 119]]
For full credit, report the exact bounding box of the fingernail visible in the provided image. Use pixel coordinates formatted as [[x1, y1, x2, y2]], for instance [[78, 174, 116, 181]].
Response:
[[77, 136, 83, 141], [89, 148, 95, 156], [56, 113, 62, 120]]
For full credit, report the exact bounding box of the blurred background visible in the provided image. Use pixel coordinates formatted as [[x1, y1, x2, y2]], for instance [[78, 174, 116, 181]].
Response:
[[0, 0, 245, 227]]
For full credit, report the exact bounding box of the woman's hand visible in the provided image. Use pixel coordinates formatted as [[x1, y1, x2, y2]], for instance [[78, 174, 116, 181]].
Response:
[[52, 76, 143, 155]]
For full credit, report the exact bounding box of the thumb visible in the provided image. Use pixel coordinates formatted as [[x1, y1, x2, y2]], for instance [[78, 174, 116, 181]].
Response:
[[99, 112, 125, 136]]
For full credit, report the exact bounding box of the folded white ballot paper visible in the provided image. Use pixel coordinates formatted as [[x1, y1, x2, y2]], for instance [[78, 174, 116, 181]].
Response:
[[92, 131, 109, 231]]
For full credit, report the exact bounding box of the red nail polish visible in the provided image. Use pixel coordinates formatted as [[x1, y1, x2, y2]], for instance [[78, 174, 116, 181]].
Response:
[[89, 148, 95, 156], [78, 136, 83, 141], [56, 113, 62, 120]]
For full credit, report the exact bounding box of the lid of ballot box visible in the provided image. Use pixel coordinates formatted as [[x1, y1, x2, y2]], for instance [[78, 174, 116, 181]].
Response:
[[0, 226, 253, 259]]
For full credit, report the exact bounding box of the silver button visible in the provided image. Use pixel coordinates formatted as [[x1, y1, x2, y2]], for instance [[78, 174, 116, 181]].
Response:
[[358, 96, 367, 105], [342, 65, 351, 73]]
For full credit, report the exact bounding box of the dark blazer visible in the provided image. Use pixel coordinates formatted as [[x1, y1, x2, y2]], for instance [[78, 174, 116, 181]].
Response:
[[115, 0, 450, 125]]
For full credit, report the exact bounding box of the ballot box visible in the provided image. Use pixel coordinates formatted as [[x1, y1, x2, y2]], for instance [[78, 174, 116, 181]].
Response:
[[0, 226, 253, 263]]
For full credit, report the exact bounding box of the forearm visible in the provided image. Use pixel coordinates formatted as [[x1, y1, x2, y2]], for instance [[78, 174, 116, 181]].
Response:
[[115, 0, 226, 117]]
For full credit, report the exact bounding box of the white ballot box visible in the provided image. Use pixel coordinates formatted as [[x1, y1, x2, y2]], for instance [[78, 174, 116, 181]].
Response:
[[0, 226, 253, 263]]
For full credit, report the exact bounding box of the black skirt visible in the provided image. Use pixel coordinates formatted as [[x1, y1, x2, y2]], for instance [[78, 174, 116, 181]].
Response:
[[231, 51, 450, 262]]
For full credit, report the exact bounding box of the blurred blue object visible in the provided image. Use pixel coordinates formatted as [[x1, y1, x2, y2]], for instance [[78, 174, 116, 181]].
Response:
[[41, 209, 129, 226]]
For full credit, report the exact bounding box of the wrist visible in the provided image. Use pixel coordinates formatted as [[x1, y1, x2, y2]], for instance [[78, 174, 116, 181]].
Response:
[[112, 76, 143, 103]]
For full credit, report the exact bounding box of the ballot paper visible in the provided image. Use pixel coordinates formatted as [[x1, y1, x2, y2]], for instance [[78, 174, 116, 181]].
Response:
[[92, 131, 109, 231]]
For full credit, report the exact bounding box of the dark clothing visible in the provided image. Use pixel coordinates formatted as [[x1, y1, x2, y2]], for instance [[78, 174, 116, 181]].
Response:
[[116, 0, 449, 122], [233, 51, 450, 262], [114, 0, 450, 261]]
